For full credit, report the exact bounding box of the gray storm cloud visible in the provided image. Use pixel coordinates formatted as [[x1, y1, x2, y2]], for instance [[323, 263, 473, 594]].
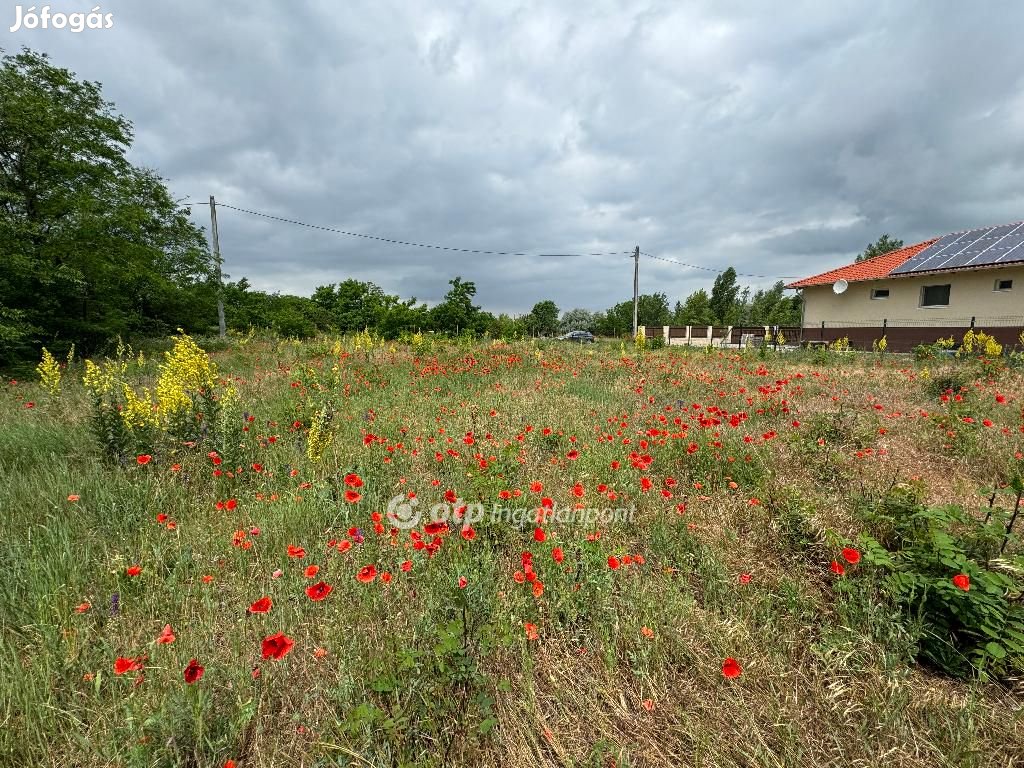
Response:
[[9, 0, 1024, 312]]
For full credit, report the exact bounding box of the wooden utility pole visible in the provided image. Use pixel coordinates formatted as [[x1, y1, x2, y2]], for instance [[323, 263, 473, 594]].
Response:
[[209, 195, 226, 338], [632, 245, 640, 338]]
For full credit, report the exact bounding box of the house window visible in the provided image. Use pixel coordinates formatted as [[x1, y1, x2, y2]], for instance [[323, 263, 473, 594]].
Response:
[[995, 278, 1013, 291], [870, 288, 889, 300], [920, 284, 951, 307]]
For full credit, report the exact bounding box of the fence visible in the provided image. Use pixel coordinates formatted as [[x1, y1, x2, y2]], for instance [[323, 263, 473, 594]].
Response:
[[640, 319, 1024, 353]]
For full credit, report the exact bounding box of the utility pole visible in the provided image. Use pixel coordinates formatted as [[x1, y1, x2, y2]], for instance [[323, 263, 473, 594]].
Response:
[[209, 195, 226, 338], [632, 245, 640, 338]]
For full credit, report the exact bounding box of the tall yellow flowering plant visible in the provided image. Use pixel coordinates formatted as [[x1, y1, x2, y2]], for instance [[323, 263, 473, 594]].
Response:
[[83, 332, 232, 460]]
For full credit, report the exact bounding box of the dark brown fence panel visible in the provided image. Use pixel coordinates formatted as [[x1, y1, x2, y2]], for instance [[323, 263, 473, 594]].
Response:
[[803, 325, 1024, 352], [983, 326, 1024, 351]]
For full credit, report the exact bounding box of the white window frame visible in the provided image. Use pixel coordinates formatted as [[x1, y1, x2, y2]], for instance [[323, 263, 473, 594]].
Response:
[[994, 278, 1013, 292]]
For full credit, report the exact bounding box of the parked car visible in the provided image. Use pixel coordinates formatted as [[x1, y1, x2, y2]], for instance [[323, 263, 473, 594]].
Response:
[[558, 330, 595, 343]]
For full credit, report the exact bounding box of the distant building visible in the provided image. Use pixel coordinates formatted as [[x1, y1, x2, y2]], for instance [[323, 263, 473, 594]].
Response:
[[787, 223, 1024, 327]]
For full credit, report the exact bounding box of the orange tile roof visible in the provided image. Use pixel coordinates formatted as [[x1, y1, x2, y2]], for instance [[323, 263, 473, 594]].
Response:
[[785, 239, 936, 289]]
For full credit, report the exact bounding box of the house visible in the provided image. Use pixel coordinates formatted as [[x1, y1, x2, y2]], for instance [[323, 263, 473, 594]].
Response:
[[786, 223, 1024, 328]]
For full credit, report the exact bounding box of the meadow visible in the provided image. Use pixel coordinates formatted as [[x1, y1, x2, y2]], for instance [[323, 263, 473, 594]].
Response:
[[2, 333, 1023, 768]]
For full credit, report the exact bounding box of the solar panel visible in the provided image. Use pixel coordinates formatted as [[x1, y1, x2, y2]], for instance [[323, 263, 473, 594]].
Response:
[[993, 234, 1024, 262], [890, 221, 1024, 274]]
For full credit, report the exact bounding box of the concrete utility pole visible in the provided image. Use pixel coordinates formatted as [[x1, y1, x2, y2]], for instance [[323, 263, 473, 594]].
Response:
[[209, 195, 226, 338], [632, 245, 640, 338]]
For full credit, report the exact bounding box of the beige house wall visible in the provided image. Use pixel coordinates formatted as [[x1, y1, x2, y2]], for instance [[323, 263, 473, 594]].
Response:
[[801, 266, 1024, 326]]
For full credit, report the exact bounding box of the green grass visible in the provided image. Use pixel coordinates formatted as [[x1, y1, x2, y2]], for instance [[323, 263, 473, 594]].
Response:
[[1, 337, 1023, 767]]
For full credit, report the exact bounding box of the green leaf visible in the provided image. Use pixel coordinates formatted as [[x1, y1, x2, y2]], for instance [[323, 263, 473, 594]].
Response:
[[985, 641, 1006, 659]]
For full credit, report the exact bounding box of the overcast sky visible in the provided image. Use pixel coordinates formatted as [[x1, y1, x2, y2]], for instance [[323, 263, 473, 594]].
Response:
[[8, 1, 1024, 314]]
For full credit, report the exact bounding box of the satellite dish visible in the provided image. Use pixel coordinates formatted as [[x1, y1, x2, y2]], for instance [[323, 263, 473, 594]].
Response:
[[833, 279, 849, 295]]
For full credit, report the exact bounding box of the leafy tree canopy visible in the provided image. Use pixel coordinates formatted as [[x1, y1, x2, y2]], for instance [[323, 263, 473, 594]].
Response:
[[856, 234, 904, 262], [525, 300, 559, 336], [0, 47, 210, 363]]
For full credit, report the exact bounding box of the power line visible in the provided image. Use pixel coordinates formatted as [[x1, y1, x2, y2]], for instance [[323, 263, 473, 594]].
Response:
[[641, 251, 799, 280], [182, 199, 632, 258], [180, 198, 797, 277]]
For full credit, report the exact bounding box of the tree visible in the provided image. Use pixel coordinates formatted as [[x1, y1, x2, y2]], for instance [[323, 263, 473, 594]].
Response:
[[559, 308, 596, 333], [313, 279, 386, 333], [525, 300, 559, 336], [0, 48, 210, 362], [674, 289, 715, 326], [856, 234, 904, 262], [486, 313, 527, 340], [747, 281, 801, 325], [709, 268, 741, 325], [431, 277, 482, 334], [597, 294, 670, 336]]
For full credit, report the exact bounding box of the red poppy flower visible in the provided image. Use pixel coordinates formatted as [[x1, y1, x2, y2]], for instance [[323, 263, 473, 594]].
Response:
[[841, 547, 861, 565], [571, 483, 585, 498], [183, 659, 204, 684], [356, 564, 377, 583], [460, 526, 476, 541], [524, 622, 539, 640], [287, 544, 306, 559], [126, 565, 142, 577], [74, 601, 90, 614], [830, 560, 845, 576], [305, 581, 333, 601], [952, 573, 970, 591], [722, 657, 742, 678], [552, 547, 564, 564], [529, 481, 543, 492], [400, 560, 412, 572], [248, 596, 272, 614], [304, 564, 320, 578], [608, 556, 621, 570], [136, 454, 152, 465], [532, 580, 544, 597], [344, 473, 364, 488], [156, 624, 176, 644], [458, 576, 468, 589], [344, 489, 362, 503], [113, 656, 144, 675], [533, 527, 546, 543], [261, 632, 295, 660]]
